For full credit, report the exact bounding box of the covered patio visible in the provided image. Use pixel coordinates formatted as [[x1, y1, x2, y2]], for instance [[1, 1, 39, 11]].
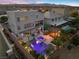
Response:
[[46, 19, 68, 26]]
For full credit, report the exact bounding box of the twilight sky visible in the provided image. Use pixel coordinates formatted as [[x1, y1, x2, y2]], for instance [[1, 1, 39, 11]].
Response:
[[0, 0, 79, 6]]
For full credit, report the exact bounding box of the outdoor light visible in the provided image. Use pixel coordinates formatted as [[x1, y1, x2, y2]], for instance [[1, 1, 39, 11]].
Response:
[[25, 46, 28, 49], [31, 44, 34, 48], [18, 39, 23, 45], [49, 31, 61, 38], [36, 41, 40, 44]]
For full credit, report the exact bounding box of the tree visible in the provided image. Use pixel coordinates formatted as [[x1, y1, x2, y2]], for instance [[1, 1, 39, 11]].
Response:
[[72, 16, 79, 29], [0, 16, 8, 23], [44, 23, 51, 30], [70, 12, 78, 17], [74, 16, 79, 23], [71, 35, 79, 46], [52, 38, 63, 46]]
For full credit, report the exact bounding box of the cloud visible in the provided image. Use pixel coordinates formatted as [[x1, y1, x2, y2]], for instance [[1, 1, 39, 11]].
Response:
[[0, 0, 79, 6], [0, 0, 43, 4], [56, 2, 79, 6], [0, 0, 30, 4], [65, 3, 79, 6]]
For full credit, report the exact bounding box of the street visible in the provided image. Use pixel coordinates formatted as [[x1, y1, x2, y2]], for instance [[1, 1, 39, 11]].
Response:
[[0, 32, 8, 59], [48, 45, 79, 59]]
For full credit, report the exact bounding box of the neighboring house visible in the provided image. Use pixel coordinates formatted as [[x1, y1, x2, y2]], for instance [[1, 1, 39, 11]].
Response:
[[51, 7, 65, 16], [44, 11, 68, 26], [78, 10, 79, 15], [7, 10, 44, 35], [0, 4, 79, 15]]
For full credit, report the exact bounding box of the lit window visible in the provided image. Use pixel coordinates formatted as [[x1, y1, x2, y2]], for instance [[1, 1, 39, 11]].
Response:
[[20, 16, 29, 21]]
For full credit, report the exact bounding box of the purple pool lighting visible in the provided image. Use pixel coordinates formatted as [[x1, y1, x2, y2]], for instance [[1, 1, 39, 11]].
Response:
[[36, 36, 45, 40], [30, 40, 48, 55]]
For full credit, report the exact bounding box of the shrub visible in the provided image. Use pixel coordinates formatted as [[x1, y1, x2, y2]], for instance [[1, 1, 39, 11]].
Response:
[[0, 16, 8, 23], [71, 35, 79, 46], [52, 38, 63, 46]]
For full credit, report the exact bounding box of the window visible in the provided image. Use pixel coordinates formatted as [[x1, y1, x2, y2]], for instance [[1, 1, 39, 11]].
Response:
[[55, 18, 57, 22], [36, 15, 39, 19], [53, 11, 55, 14], [58, 17, 61, 19], [52, 19, 54, 21], [35, 23, 39, 27], [24, 23, 34, 29], [35, 21, 43, 27], [17, 26, 21, 30], [40, 20, 43, 25], [24, 24, 27, 29], [17, 17, 20, 22]]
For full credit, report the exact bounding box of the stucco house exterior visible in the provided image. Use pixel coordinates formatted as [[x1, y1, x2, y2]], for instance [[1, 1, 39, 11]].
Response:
[[7, 10, 44, 35]]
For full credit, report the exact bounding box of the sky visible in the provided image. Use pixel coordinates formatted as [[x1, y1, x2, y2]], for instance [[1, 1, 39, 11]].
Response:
[[0, 0, 79, 6]]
